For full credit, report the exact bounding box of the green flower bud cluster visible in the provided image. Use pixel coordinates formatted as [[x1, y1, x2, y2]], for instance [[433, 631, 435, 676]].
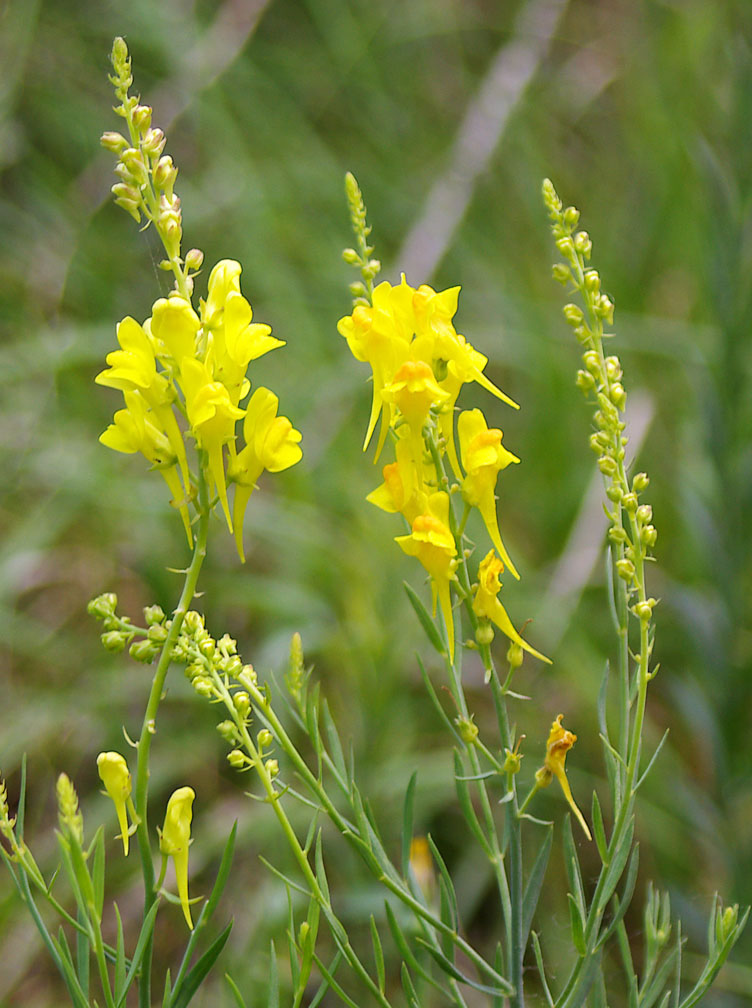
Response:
[[103, 37, 202, 299], [544, 179, 658, 636], [56, 773, 83, 844], [88, 593, 167, 664], [343, 171, 381, 305]]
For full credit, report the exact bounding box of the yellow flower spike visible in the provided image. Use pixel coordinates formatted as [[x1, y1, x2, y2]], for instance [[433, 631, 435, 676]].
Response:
[[539, 715, 591, 840], [201, 258, 242, 330], [228, 387, 302, 561], [100, 392, 193, 546], [180, 357, 245, 530], [458, 408, 520, 579], [472, 550, 550, 664], [96, 752, 132, 855], [150, 296, 201, 372], [396, 491, 458, 658], [159, 786, 196, 929]]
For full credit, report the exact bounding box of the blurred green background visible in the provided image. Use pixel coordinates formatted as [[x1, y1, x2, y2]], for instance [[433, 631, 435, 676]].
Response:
[[1, 0, 751, 1003]]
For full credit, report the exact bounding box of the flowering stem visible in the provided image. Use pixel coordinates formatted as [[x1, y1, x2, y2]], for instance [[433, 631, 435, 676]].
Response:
[[134, 471, 209, 1008]]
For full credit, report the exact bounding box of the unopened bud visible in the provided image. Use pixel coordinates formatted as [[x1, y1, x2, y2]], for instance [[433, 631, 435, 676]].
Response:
[[130, 639, 158, 663], [217, 720, 238, 743], [141, 128, 166, 157], [455, 715, 478, 745], [622, 492, 638, 513], [552, 262, 571, 284], [101, 630, 127, 653], [227, 749, 246, 769], [507, 642, 524, 669], [616, 558, 635, 582], [257, 729, 273, 749], [132, 104, 152, 132], [185, 248, 204, 271], [633, 472, 650, 492], [88, 592, 118, 619], [563, 303, 584, 326], [233, 691, 251, 718], [101, 131, 129, 153]]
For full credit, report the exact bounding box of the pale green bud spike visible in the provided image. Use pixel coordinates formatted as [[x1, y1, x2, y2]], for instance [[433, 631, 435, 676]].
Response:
[[56, 773, 83, 843]]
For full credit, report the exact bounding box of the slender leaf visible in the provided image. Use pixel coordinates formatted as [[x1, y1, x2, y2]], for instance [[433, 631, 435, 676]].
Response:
[[225, 972, 248, 1008], [75, 906, 90, 1001], [162, 968, 173, 1008], [426, 834, 459, 932], [453, 750, 492, 856], [204, 821, 237, 922], [321, 699, 348, 785], [312, 952, 360, 1008], [522, 826, 553, 943], [531, 932, 554, 1008], [404, 581, 446, 654], [384, 901, 450, 996], [308, 951, 343, 1008], [50, 928, 91, 1008], [91, 825, 106, 921], [258, 855, 311, 897], [562, 815, 586, 916], [267, 941, 280, 1008], [169, 921, 233, 1008], [635, 730, 670, 792], [116, 898, 160, 1006], [401, 962, 422, 1008], [567, 893, 586, 957], [591, 792, 609, 866], [418, 655, 463, 743], [414, 937, 513, 996], [595, 844, 640, 950], [597, 817, 635, 914], [369, 915, 386, 994], [401, 771, 418, 878], [113, 903, 126, 997]]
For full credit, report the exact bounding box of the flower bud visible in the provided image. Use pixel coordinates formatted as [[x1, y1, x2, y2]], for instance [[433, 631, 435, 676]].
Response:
[[132, 104, 152, 132], [622, 492, 638, 513], [583, 268, 600, 293], [574, 231, 592, 256], [257, 729, 273, 749], [609, 383, 626, 410], [193, 677, 213, 698], [455, 715, 478, 745], [636, 504, 653, 525], [563, 205, 580, 227], [542, 178, 562, 214], [233, 691, 251, 718], [598, 455, 617, 476], [555, 235, 575, 259], [147, 623, 168, 644], [605, 356, 622, 380], [183, 611, 204, 635], [718, 904, 739, 945], [597, 295, 614, 322], [606, 484, 623, 502], [130, 639, 158, 663], [575, 370, 595, 392], [154, 154, 177, 190], [608, 525, 627, 544], [342, 247, 360, 264], [141, 127, 166, 157], [634, 599, 655, 622], [88, 592, 118, 619], [56, 773, 83, 843], [582, 350, 600, 374], [616, 558, 635, 581], [217, 720, 238, 744], [185, 248, 204, 271], [238, 664, 257, 688], [506, 641, 524, 669], [633, 472, 650, 492], [101, 630, 127, 653], [265, 759, 279, 778], [227, 749, 246, 768], [563, 303, 584, 326], [475, 621, 494, 647], [641, 524, 657, 548], [101, 131, 129, 153], [551, 262, 571, 285]]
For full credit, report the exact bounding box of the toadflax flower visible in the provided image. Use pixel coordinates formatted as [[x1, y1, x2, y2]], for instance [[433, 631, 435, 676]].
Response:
[[96, 751, 133, 855], [159, 786, 196, 929], [535, 715, 591, 840], [472, 550, 550, 663]]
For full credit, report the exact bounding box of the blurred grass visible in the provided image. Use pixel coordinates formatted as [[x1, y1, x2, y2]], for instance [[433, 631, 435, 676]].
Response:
[[1, 0, 751, 1003]]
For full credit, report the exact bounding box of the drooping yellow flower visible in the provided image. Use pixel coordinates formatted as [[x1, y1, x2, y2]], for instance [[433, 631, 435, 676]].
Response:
[[367, 434, 428, 524], [472, 550, 550, 663], [99, 391, 193, 545], [458, 408, 520, 579], [227, 387, 302, 561], [537, 715, 591, 840], [96, 752, 132, 855], [337, 278, 414, 454], [396, 492, 458, 658], [96, 314, 190, 488], [159, 786, 196, 929], [382, 360, 450, 474], [180, 358, 245, 530]]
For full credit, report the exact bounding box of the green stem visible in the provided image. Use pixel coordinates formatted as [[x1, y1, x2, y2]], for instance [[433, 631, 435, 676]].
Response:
[[134, 474, 209, 1008]]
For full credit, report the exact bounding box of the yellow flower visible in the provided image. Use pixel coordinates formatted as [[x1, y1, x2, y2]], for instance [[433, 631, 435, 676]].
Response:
[[206, 291, 284, 407], [228, 387, 302, 561], [458, 408, 520, 579], [472, 551, 550, 663], [396, 492, 457, 658], [367, 434, 428, 524], [96, 752, 133, 855], [99, 391, 193, 545], [180, 358, 245, 530], [200, 258, 242, 330], [382, 360, 450, 474], [149, 295, 201, 373], [159, 786, 196, 929], [537, 715, 591, 840], [337, 278, 414, 454]]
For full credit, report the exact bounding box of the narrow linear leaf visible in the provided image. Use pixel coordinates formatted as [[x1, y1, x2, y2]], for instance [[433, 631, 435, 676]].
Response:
[[369, 915, 386, 994], [312, 952, 360, 1008], [224, 972, 248, 1008], [314, 831, 330, 903], [50, 928, 90, 1008], [268, 941, 280, 1008], [90, 826, 106, 921], [597, 817, 635, 914], [595, 844, 640, 950], [307, 950, 342, 1008], [162, 968, 172, 1008], [321, 700, 348, 785], [427, 834, 459, 932], [384, 901, 451, 996], [641, 944, 680, 1008], [635, 729, 670, 792], [113, 903, 126, 997], [419, 656, 463, 743], [522, 826, 553, 943], [671, 923, 683, 1008], [402, 771, 418, 878], [567, 893, 586, 957], [453, 750, 492, 856], [591, 792, 609, 866], [116, 899, 160, 1007], [404, 581, 446, 655], [75, 906, 90, 1001], [203, 821, 237, 922], [562, 815, 586, 916], [258, 856, 311, 897], [169, 921, 233, 1008], [531, 932, 554, 1008], [414, 937, 513, 996], [401, 962, 422, 1008]]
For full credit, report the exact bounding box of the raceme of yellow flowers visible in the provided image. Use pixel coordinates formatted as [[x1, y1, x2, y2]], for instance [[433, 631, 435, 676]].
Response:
[[338, 275, 549, 665], [96, 260, 302, 561]]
